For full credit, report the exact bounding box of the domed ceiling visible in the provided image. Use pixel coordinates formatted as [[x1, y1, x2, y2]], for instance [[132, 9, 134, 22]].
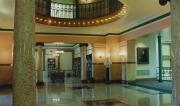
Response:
[[0, 0, 170, 35]]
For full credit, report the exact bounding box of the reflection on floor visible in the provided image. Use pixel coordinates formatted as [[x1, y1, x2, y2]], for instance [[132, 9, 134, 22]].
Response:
[[72, 85, 92, 90], [84, 99, 128, 106], [129, 80, 172, 93], [0, 78, 172, 106]]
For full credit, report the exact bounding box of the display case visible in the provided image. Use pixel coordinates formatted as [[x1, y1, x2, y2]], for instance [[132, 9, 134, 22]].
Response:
[[73, 57, 81, 77], [47, 58, 56, 71]]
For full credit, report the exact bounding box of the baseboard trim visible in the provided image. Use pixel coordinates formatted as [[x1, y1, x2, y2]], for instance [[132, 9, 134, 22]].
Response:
[[93, 80, 124, 84], [110, 80, 122, 83], [94, 80, 105, 83], [0, 84, 12, 89], [135, 78, 157, 81], [81, 80, 88, 83], [128, 81, 172, 93]]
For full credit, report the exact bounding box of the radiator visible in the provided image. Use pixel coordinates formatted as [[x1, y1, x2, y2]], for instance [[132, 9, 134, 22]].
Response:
[[136, 70, 150, 76]]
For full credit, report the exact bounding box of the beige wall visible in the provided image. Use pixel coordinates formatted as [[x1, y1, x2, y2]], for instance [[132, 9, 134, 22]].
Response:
[[60, 52, 72, 70], [0, 33, 13, 64], [92, 43, 106, 81], [106, 36, 121, 62], [93, 43, 106, 63], [94, 64, 105, 81], [92, 36, 123, 81], [111, 64, 122, 80], [106, 36, 122, 81], [35, 35, 106, 44]]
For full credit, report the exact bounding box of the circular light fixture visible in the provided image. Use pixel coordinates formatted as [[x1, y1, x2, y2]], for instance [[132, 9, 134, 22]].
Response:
[[35, 0, 127, 27]]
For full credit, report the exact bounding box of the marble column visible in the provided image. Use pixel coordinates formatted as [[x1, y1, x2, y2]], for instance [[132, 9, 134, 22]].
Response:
[[13, 0, 36, 106], [36, 43, 44, 86], [80, 43, 88, 83], [170, 0, 180, 105]]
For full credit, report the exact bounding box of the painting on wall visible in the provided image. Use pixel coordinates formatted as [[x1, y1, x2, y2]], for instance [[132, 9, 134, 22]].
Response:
[[137, 47, 149, 64]]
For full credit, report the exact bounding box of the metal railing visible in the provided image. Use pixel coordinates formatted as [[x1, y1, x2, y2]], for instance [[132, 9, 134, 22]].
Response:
[[35, 0, 123, 19], [156, 67, 172, 81]]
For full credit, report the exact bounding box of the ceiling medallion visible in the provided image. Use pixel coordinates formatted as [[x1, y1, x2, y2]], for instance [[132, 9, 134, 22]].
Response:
[[35, 0, 127, 27]]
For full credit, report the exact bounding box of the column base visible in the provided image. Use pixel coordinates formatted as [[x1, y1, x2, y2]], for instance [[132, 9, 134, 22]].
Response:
[[81, 80, 88, 83], [106, 81, 111, 84], [36, 81, 45, 86], [90, 78, 95, 83], [106, 68, 110, 84]]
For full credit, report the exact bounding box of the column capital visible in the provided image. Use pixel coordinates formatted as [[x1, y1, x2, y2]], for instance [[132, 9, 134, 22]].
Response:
[[79, 43, 88, 47], [36, 42, 44, 47]]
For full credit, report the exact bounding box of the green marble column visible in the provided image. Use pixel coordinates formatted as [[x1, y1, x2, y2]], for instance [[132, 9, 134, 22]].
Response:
[[170, 0, 180, 105], [43, 49, 46, 71], [80, 44, 88, 83], [13, 0, 36, 106]]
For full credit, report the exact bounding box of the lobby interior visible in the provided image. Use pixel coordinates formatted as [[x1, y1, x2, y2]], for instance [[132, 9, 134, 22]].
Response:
[[0, 0, 179, 106]]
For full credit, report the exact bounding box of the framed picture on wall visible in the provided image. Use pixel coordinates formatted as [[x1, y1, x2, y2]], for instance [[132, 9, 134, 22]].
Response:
[[137, 47, 149, 64]]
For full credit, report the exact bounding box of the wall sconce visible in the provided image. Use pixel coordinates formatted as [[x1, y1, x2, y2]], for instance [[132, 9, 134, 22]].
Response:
[[53, 53, 59, 57], [55, 50, 64, 54], [54, 43, 65, 55], [119, 52, 127, 62], [99, 56, 102, 58], [96, 52, 105, 59], [119, 52, 127, 57]]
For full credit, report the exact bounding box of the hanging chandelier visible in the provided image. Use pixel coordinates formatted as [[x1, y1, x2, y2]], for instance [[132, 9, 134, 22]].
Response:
[[54, 42, 65, 56]]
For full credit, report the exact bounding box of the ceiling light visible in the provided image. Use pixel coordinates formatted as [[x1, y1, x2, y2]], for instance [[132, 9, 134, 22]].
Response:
[[55, 50, 64, 54]]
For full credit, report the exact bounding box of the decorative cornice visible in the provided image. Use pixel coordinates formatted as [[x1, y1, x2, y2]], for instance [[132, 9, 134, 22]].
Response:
[[106, 12, 170, 36], [0, 12, 170, 37], [36, 9, 125, 27], [36, 32, 105, 36]]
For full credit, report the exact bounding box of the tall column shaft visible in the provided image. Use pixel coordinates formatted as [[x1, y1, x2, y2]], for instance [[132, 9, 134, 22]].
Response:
[[80, 44, 88, 82], [13, 0, 36, 105], [170, 0, 180, 105], [157, 35, 163, 82], [37, 46, 43, 83], [43, 49, 46, 71], [36, 43, 44, 86]]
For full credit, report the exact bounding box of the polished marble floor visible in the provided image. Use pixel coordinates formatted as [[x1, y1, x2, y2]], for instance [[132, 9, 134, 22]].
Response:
[[0, 78, 172, 106], [129, 80, 172, 93]]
